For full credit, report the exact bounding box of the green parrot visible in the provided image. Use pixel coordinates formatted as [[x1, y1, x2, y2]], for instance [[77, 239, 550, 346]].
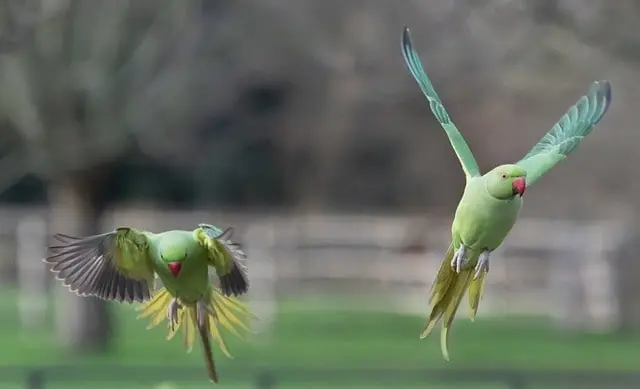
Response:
[[44, 224, 254, 384], [401, 26, 612, 360]]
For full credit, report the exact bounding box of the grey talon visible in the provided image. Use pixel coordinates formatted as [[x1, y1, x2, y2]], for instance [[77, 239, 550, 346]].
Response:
[[451, 244, 468, 273], [168, 298, 182, 331], [474, 250, 490, 280]]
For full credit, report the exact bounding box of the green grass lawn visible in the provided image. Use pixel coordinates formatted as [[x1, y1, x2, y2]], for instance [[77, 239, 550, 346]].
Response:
[[1, 290, 639, 388]]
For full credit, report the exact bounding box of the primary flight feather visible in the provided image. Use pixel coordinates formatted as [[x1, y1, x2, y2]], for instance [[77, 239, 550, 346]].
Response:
[[45, 224, 253, 384], [401, 26, 611, 360]]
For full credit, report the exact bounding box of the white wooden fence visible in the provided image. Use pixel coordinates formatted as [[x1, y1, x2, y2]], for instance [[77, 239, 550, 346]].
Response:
[[0, 206, 627, 334], [244, 215, 625, 332]]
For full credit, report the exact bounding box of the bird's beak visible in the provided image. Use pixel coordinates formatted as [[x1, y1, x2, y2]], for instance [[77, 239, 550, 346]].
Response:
[[512, 177, 526, 197], [168, 261, 182, 277]]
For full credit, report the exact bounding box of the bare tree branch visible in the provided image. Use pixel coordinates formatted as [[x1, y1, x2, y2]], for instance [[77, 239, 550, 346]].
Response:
[[0, 0, 213, 176]]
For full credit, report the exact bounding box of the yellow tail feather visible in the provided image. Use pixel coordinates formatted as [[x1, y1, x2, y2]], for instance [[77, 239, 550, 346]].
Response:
[[421, 243, 480, 361], [428, 244, 456, 306], [467, 275, 486, 322], [136, 287, 256, 358]]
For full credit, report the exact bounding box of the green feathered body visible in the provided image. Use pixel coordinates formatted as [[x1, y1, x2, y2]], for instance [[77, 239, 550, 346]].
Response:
[[452, 177, 522, 264], [148, 230, 211, 303]]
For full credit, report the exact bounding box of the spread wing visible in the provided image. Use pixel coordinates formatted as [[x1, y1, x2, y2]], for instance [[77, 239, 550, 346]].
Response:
[[45, 227, 156, 303], [401, 26, 481, 178], [515, 80, 612, 187], [194, 224, 249, 297]]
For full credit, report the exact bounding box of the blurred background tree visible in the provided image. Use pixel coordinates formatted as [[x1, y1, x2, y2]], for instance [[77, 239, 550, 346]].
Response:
[[0, 0, 229, 353]]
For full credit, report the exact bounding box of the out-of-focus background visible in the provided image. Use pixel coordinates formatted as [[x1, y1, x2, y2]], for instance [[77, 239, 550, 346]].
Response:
[[0, 0, 639, 388]]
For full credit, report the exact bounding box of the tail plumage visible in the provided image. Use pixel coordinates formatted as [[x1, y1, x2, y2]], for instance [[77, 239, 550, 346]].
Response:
[[421, 243, 486, 360], [467, 273, 486, 322], [136, 287, 256, 383]]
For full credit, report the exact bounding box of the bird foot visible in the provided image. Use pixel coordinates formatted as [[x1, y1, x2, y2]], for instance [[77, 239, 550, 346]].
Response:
[[474, 250, 490, 279], [196, 299, 210, 328], [168, 298, 182, 331], [450, 244, 469, 273]]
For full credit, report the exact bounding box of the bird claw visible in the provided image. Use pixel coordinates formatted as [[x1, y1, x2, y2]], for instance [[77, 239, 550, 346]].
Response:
[[168, 298, 182, 331], [450, 244, 468, 273], [196, 299, 209, 328], [474, 250, 490, 280]]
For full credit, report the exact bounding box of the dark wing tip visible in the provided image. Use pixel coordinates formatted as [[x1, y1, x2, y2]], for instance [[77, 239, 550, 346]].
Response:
[[401, 26, 412, 50], [220, 265, 249, 297], [216, 226, 234, 240], [197, 223, 233, 240], [593, 80, 611, 101], [591, 80, 612, 125], [218, 238, 249, 297]]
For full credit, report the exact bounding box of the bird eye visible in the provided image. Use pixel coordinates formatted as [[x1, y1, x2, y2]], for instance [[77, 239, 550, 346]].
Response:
[[501, 174, 507, 179]]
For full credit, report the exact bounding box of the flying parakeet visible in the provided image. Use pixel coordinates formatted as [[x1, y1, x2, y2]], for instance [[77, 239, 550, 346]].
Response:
[[45, 224, 253, 384], [401, 26, 612, 360]]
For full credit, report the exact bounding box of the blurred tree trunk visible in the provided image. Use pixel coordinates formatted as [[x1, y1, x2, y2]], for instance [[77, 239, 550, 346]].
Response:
[[50, 171, 111, 352], [0, 0, 223, 353]]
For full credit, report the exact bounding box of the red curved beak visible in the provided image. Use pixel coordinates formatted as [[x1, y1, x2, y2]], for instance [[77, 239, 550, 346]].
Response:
[[168, 261, 182, 277], [512, 177, 526, 197]]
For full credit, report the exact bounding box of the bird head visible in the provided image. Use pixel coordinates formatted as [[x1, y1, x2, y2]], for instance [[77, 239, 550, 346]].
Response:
[[485, 164, 527, 200], [159, 245, 188, 278]]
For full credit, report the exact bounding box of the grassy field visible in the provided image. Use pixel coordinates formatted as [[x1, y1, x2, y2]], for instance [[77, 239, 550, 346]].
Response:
[[1, 290, 639, 388]]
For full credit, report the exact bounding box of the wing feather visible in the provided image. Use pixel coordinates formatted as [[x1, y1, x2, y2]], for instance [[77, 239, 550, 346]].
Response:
[[401, 26, 481, 178], [515, 80, 612, 187], [195, 224, 249, 297], [45, 228, 156, 303]]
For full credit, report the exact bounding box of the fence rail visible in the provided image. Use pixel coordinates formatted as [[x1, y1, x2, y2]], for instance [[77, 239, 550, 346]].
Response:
[[2, 366, 639, 389], [0, 206, 629, 332]]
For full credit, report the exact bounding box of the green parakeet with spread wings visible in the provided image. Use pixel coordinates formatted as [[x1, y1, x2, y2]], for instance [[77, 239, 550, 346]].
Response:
[[401, 26, 612, 360], [45, 224, 254, 384]]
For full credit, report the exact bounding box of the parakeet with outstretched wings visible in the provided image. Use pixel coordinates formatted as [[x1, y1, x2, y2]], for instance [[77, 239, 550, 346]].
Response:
[[401, 26, 612, 360], [45, 224, 253, 384]]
